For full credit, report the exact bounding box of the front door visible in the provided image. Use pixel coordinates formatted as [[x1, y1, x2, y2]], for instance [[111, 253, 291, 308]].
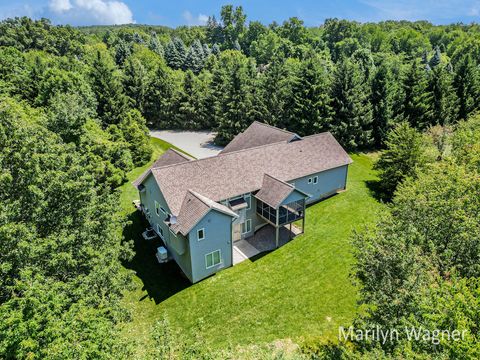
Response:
[[233, 223, 242, 242]]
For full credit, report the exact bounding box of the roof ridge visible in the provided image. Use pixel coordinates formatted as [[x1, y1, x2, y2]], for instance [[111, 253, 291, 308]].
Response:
[[169, 148, 195, 161], [263, 173, 294, 188], [251, 121, 296, 136], [150, 132, 332, 174], [187, 189, 213, 207]]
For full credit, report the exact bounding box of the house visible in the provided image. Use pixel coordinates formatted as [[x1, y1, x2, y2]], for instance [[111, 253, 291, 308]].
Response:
[[133, 122, 353, 283]]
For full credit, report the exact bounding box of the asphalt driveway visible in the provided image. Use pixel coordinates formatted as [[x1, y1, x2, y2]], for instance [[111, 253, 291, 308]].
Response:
[[149, 130, 223, 159]]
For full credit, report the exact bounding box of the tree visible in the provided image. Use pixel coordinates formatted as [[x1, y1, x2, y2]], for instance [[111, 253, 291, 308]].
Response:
[[90, 51, 128, 126], [212, 51, 256, 145], [46, 92, 95, 145], [0, 99, 132, 358], [429, 45, 442, 68], [184, 39, 205, 74], [374, 122, 428, 198], [284, 57, 333, 136], [220, 5, 246, 49], [330, 59, 373, 150], [123, 57, 149, 112], [370, 59, 397, 147], [454, 54, 480, 120], [115, 39, 131, 66], [401, 60, 432, 129], [117, 109, 152, 165], [144, 61, 177, 127], [427, 65, 458, 126], [164, 37, 186, 70], [148, 32, 164, 57]]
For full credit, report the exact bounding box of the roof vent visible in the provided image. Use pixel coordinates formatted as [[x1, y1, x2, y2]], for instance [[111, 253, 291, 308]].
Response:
[[170, 215, 177, 224]]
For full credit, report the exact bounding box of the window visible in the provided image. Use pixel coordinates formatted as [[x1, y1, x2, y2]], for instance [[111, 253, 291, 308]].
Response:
[[313, 176, 318, 184], [197, 228, 205, 241], [155, 201, 160, 216], [308, 178, 312, 184], [160, 206, 166, 214], [241, 219, 252, 234], [156, 224, 164, 239], [205, 250, 221, 268], [245, 195, 251, 210]]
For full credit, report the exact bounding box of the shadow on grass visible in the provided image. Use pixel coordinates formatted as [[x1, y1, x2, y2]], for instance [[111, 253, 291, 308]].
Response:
[[122, 211, 190, 304], [365, 179, 391, 203]]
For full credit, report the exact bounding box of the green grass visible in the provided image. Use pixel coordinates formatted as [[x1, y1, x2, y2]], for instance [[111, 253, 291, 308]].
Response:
[[118, 141, 384, 356]]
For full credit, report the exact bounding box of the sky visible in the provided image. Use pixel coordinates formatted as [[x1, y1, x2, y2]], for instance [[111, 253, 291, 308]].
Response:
[[0, 0, 479, 27]]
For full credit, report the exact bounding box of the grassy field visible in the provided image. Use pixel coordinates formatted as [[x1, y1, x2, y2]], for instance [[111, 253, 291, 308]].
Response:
[[118, 138, 384, 356]]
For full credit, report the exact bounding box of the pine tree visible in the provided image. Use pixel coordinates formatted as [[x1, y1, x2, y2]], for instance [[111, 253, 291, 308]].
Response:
[[284, 58, 333, 136], [114, 39, 131, 66], [149, 33, 164, 57], [203, 43, 212, 58], [233, 39, 242, 51], [213, 51, 255, 145], [184, 39, 205, 74], [123, 57, 149, 113], [164, 37, 186, 70], [454, 55, 480, 120], [212, 43, 221, 56], [427, 65, 458, 126], [371, 60, 397, 147], [144, 62, 175, 127], [401, 60, 432, 129], [256, 57, 289, 127], [330, 59, 373, 150], [176, 70, 209, 129], [90, 51, 127, 126], [429, 45, 441, 68]]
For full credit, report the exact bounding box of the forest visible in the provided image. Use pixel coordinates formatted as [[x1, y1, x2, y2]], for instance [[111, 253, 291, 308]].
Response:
[[0, 4, 480, 359]]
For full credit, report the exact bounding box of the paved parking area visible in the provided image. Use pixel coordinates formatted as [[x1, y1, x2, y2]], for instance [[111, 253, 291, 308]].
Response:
[[150, 130, 223, 159]]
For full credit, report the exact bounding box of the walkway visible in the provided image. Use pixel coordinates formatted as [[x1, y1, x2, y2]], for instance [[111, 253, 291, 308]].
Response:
[[149, 130, 223, 159]]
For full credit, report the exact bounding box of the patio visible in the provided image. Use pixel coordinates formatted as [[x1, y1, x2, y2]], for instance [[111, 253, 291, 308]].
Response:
[[232, 224, 302, 265]]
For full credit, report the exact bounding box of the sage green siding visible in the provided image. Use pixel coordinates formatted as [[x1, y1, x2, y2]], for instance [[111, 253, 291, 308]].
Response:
[[140, 174, 193, 281], [188, 210, 233, 283], [290, 165, 348, 204]]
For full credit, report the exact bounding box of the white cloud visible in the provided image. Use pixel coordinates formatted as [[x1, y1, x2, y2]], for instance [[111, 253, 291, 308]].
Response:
[[49, 0, 73, 13], [182, 10, 208, 26], [47, 0, 134, 25]]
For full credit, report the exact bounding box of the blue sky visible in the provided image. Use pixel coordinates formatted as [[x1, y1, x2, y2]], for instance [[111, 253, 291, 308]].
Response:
[[0, 0, 479, 27]]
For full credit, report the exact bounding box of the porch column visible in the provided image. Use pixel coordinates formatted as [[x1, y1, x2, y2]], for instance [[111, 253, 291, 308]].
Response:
[[301, 199, 306, 234], [289, 222, 292, 240], [275, 207, 279, 248]]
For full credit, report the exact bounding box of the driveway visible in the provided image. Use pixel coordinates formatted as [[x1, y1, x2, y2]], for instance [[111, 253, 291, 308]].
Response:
[[150, 130, 223, 159]]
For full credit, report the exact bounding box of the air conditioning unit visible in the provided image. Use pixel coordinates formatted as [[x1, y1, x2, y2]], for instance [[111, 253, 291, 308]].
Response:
[[156, 246, 168, 263]]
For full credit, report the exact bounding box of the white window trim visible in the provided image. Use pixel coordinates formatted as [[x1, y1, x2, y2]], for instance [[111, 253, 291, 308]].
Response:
[[245, 194, 251, 210], [242, 219, 252, 234], [155, 201, 160, 216], [197, 228, 205, 241], [205, 249, 222, 269], [160, 206, 166, 214], [313, 176, 318, 184], [156, 223, 164, 239], [308, 178, 312, 184]]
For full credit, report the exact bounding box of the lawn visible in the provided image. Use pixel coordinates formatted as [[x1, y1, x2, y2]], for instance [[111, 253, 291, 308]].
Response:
[[118, 138, 384, 356]]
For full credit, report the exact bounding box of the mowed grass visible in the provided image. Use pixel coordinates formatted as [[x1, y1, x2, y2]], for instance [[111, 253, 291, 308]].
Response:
[[118, 140, 383, 355]]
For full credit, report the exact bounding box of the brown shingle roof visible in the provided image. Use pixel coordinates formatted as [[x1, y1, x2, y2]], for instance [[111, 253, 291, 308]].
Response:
[[132, 148, 194, 187], [220, 121, 299, 154], [255, 174, 296, 209], [170, 190, 237, 235], [150, 132, 352, 215]]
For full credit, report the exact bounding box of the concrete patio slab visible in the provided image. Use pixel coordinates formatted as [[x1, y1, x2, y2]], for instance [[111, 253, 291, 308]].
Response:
[[232, 239, 261, 265]]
